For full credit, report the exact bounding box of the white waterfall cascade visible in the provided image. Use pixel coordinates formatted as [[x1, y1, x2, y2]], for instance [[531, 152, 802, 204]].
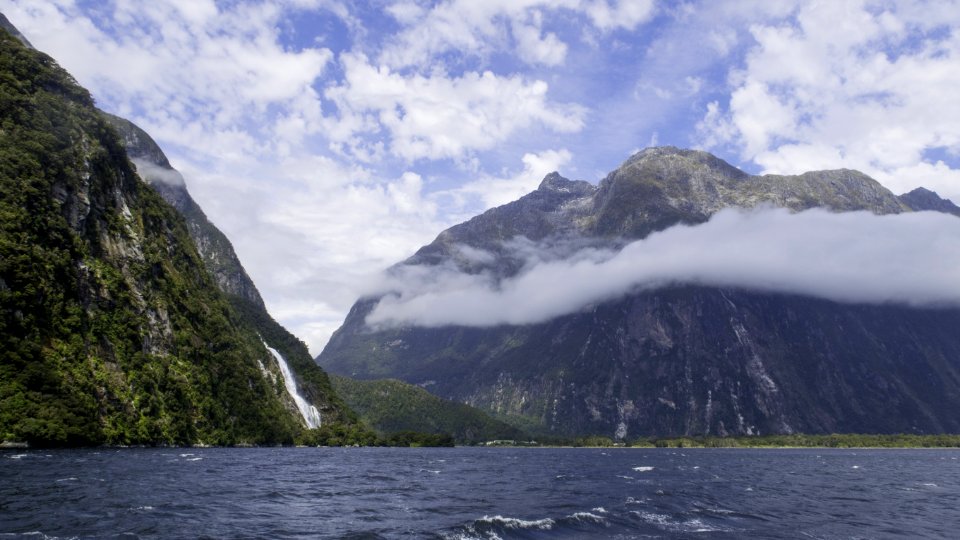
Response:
[[263, 343, 322, 429]]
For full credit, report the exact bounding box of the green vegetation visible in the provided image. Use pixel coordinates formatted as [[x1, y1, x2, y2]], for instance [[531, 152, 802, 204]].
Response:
[[628, 434, 960, 449], [0, 28, 321, 447], [229, 296, 357, 426], [330, 375, 527, 444]]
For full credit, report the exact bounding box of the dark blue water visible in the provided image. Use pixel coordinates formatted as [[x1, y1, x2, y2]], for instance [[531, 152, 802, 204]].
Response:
[[2, 448, 957, 539]]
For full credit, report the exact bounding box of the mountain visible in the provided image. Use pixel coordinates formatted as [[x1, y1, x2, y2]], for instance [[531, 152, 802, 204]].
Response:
[[898, 187, 960, 217], [330, 375, 527, 444], [0, 12, 30, 48], [0, 21, 357, 446], [318, 147, 960, 439], [101, 113, 266, 309], [98, 113, 356, 429]]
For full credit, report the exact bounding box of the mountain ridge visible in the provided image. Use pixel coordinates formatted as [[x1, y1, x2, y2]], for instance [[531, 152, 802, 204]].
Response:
[[319, 146, 960, 439]]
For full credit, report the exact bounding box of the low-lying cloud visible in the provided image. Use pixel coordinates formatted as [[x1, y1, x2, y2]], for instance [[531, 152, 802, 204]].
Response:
[[365, 207, 960, 328], [132, 158, 185, 187]]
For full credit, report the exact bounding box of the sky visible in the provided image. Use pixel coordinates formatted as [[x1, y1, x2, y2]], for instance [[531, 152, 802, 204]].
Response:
[[3, 0, 960, 354]]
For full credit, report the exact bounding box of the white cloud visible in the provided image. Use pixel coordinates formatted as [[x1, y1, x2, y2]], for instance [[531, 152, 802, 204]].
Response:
[[325, 53, 585, 161], [131, 159, 185, 187], [2, 0, 334, 164], [582, 0, 656, 32], [513, 19, 568, 66], [699, 0, 960, 202], [181, 157, 449, 353], [378, 0, 579, 68], [367, 207, 960, 328], [377, 0, 655, 70], [453, 149, 574, 208]]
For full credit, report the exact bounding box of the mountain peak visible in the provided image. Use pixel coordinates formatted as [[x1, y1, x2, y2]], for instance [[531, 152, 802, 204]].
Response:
[[537, 172, 594, 195], [899, 186, 960, 216], [621, 146, 749, 180]]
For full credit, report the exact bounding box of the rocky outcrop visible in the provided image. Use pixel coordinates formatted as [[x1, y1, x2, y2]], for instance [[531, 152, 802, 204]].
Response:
[[318, 147, 960, 439]]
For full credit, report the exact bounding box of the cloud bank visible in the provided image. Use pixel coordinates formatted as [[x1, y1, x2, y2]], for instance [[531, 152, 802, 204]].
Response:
[[366, 208, 960, 328]]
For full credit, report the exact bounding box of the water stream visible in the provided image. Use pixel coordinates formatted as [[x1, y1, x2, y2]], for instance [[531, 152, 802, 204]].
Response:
[[264, 343, 321, 429]]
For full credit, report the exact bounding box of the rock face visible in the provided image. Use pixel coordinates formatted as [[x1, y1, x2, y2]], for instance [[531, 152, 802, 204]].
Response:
[[898, 187, 960, 217], [98, 113, 352, 428], [318, 146, 960, 439], [101, 114, 267, 309], [0, 23, 353, 446]]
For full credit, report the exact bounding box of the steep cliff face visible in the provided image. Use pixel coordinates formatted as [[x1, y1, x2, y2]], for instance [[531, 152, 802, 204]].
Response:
[[99, 113, 354, 429], [319, 147, 960, 439], [101, 113, 266, 309], [0, 25, 352, 446]]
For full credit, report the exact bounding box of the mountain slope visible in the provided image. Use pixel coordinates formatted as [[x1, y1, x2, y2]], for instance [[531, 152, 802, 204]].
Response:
[[0, 23, 354, 446], [319, 147, 960, 439], [330, 375, 527, 444], [100, 113, 355, 426], [101, 113, 266, 309]]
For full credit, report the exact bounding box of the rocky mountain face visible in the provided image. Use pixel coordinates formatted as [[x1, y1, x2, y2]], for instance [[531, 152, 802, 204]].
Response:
[[101, 114, 266, 309], [319, 147, 960, 439], [99, 113, 354, 429], [899, 187, 960, 217], [0, 23, 354, 446]]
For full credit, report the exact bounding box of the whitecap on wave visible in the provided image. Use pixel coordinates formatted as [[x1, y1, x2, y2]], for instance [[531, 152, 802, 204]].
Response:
[[567, 511, 607, 524], [477, 515, 555, 530], [632, 466, 654, 472], [444, 509, 616, 540], [630, 511, 729, 534]]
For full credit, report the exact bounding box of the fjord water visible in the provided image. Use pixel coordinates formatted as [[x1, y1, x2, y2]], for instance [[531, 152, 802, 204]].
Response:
[[2, 448, 957, 539]]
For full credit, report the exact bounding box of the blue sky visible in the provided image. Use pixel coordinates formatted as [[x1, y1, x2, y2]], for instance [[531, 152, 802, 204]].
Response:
[[3, 0, 959, 353]]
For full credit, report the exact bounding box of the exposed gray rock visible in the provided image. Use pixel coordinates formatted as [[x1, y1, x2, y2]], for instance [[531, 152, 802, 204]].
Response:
[[101, 113, 266, 310]]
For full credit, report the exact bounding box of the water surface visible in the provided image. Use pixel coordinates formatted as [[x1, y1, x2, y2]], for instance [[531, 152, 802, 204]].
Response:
[[2, 447, 957, 538]]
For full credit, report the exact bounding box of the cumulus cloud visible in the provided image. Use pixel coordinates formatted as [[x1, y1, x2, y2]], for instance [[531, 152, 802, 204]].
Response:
[[451, 149, 574, 208], [366, 207, 960, 328], [582, 0, 656, 32], [324, 53, 584, 162], [1, 0, 339, 166], [377, 0, 654, 70], [698, 0, 960, 202]]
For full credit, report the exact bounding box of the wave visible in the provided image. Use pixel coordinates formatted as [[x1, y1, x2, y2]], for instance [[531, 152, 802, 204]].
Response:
[[629, 511, 728, 534], [477, 515, 556, 530], [442, 508, 620, 539]]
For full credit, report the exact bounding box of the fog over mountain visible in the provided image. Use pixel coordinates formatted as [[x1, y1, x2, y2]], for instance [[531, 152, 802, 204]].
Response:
[[367, 207, 960, 328]]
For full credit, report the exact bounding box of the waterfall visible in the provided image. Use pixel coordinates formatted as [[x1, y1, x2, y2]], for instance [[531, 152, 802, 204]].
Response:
[[264, 343, 322, 429]]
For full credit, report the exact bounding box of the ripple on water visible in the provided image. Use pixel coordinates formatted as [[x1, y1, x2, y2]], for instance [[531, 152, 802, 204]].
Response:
[[2, 448, 959, 539]]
